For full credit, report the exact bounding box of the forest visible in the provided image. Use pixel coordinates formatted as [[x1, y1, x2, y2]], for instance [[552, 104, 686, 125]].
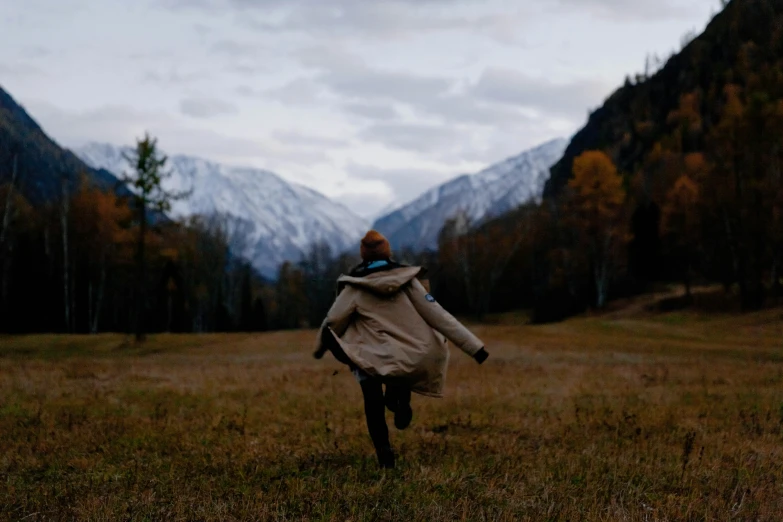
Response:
[[1, 0, 783, 335], [253, 0, 783, 327]]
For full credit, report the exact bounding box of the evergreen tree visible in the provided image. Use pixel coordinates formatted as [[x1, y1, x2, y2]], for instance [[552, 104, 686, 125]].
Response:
[[121, 133, 189, 342]]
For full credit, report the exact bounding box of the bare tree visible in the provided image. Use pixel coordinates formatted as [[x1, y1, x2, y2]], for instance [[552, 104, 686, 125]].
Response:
[[439, 209, 528, 320], [61, 174, 71, 332]]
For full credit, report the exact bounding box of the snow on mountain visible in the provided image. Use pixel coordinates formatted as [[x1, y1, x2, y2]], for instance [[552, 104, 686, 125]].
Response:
[[372, 138, 568, 252], [75, 143, 368, 278]]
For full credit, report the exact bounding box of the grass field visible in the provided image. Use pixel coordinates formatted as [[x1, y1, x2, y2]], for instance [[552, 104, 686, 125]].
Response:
[[1, 306, 782, 521]]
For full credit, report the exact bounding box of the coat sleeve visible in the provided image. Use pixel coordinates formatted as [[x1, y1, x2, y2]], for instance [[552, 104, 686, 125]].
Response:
[[313, 286, 356, 357], [405, 278, 484, 357]]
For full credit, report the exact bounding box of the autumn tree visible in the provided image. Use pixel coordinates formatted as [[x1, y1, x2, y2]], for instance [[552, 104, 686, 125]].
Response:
[[661, 174, 701, 297], [122, 133, 189, 342], [567, 151, 629, 308], [437, 208, 532, 320], [70, 179, 133, 332], [438, 211, 499, 319]]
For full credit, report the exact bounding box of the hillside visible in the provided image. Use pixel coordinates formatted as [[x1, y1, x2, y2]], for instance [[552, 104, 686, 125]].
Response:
[[0, 86, 124, 204], [374, 138, 566, 252], [545, 0, 778, 198]]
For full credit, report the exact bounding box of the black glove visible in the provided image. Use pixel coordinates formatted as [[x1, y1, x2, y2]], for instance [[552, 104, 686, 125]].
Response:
[[474, 348, 489, 364]]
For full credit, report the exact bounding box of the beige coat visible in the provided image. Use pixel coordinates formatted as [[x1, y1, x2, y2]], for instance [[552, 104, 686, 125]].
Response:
[[315, 266, 484, 397]]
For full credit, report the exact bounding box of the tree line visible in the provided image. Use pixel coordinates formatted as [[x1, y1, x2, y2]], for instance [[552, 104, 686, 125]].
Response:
[[4, 17, 783, 334], [274, 2, 783, 326], [0, 135, 272, 336], [432, 74, 783, 321], [282, 62, 782, 326]]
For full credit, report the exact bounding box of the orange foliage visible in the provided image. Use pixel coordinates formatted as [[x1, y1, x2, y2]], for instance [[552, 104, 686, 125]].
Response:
[[568, 150, 625, 230], [667, 92, 703, 138], [70, 180, 133, 264], [568, 151, 629, 308]]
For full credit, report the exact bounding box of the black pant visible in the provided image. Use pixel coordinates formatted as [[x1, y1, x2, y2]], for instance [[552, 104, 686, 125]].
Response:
[[359, 377, 411, 453]]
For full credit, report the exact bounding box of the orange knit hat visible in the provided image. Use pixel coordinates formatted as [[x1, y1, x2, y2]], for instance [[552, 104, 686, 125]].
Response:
[[360, 230, 392, 262]]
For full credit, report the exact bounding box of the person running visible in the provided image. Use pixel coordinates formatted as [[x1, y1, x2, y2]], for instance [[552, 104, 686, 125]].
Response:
[[313, 230, 489, 469]]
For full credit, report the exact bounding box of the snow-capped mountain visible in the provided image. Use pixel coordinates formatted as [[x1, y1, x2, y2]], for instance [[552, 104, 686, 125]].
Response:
[[75, 143, 368, 278], [372, 138, 568, 252]]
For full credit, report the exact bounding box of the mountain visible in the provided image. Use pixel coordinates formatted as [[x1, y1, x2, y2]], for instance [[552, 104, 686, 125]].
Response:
[[0, 86, 125, 205], [372, 138, 567, 252], [544, 0, 769, 199], [76, 143, 368, 277]]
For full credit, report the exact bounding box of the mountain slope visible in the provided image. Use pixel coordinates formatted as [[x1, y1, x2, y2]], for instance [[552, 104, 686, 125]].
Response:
[[373, 138, 567, 251], [76, 143, 368, 277], [544, 0, 771, 199], [0, 86, 125, 204]]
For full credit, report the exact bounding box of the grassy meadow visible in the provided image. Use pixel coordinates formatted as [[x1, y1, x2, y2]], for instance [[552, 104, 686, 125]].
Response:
[[1, 299, 782, 521]]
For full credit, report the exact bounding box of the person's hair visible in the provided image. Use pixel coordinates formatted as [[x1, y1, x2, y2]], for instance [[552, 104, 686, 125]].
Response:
[[360, 230, 391, 262]]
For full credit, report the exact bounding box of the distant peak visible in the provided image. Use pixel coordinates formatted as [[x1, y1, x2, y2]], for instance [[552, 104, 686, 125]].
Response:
[[372, 137, 567, 251]]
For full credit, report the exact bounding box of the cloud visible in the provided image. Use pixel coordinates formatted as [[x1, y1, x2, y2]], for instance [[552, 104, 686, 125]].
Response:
[[266, 77, 324, 105], [454, 127, 569, 165], [179, 97, 239, 118], [293, 47, 563, 130], [24, 101, 289, 165], [554, 0, 698, 21], [164, 0, 530, 44], [272, 130, 350, 148], [0, 62, 45, 78], [345, 162, 448, 209], [208, 38, 275, 75], [143, 68, 210, 85], [236, 85, 264, 97], [423, 93, 539, 126], [471, 67, 609, 118], [275, 48, 570, 160], [210, 39, 262, 57], [343, 102, 399, 121], [160, 0, 217, 9], [288, 49, 547, 132], [297, 46, 452, 106], [358, 123, 463, 154], [20, 46, 51, 59], [323, 68, 451, 106], [335, 190, 394, 220]]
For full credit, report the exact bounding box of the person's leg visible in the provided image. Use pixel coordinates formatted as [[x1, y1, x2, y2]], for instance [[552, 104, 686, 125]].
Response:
[[386, 383, 413, 430], [359, 377, 395, 468], [384, 386, 398, 413]]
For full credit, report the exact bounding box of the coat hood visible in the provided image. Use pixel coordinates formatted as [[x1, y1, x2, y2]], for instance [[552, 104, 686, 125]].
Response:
[[337, 266, 423, 296]]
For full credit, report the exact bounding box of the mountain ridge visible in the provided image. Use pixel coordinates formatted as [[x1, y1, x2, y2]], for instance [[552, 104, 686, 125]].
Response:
[[372, 138, 568, 252], [0, 85, 128, 205], [543, 2, 749, 199], [76, 142, 369, 277]]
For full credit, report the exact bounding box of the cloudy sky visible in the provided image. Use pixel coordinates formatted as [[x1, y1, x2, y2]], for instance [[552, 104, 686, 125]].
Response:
[[1, 0, 719, 218]]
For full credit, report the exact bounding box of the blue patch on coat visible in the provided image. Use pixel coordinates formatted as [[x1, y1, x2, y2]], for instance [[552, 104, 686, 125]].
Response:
[[425, 294, 436, 302]]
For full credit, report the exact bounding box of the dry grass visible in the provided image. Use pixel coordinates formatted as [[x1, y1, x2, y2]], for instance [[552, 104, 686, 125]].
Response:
[[1, 308, 782, 521]]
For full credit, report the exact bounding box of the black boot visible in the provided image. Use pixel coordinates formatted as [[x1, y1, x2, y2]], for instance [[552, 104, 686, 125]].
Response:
[[376, 446, 396, 469], [394, 403, 412, 430], [390, 386, 412, 430]]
